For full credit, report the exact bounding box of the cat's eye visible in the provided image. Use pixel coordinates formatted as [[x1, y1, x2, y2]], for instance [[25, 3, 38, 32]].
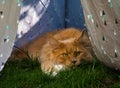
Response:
[[62, 53, 68, 57], [74, 51, 81, 57]]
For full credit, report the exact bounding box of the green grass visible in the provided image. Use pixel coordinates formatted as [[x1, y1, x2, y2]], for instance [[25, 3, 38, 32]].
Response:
[[0, 58, 120, 88]]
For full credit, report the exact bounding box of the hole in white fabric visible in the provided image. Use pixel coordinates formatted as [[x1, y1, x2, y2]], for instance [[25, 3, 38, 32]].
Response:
[[115, 52, 118, 58], [102, 10, 105, 15], [0, 11, 3, 15], [115, 18, 118, 24], [4, 38, 7, 42], [4, 38, 9, 43], [96, 23, 98, 27], [104, 20, 107, 26], [102, 36, 106, 41]]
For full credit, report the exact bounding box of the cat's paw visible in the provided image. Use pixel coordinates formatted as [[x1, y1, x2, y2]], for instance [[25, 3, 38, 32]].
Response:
[[41, 61, 54, 74], [52, 64, 65, 76], [41, 61, 65, 76]]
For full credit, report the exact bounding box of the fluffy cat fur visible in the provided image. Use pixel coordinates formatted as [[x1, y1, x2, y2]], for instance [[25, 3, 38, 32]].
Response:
[[10, 28, 93, 75]]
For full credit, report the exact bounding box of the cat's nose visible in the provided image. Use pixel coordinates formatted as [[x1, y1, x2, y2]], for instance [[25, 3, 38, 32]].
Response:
[[72, 59, 77, 64]]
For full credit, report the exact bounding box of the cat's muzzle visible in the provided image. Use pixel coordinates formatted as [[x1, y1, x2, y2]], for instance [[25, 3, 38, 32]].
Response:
[[71, 58, 80, 66]]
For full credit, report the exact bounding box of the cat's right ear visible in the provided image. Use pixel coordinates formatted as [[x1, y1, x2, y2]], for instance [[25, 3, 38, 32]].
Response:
[[48, 34, 61, 49]]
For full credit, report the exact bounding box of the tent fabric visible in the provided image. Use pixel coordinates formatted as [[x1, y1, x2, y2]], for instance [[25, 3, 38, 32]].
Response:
[[15, 0, 85, 47], [81, 0, 120, 70], [0, 0, 21, 71], [15, 0, 65, 47]]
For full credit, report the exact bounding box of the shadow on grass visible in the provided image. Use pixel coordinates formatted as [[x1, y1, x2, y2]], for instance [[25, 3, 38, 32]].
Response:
[[0, 58, 120, 88]]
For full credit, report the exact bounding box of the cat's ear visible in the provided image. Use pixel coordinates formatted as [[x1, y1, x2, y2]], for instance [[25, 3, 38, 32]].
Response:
[[77, 30, 86, 39], [75, 30, 90, 47], [48, 35, 61, 49], [75, 30, 86, 42]]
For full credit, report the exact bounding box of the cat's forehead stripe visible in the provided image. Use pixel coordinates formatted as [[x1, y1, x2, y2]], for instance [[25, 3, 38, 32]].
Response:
[[59, 38, 75, 43]]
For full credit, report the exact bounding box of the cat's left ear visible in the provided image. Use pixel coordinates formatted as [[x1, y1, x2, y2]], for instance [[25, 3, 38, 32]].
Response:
[[75, 30, 86, 41], [75, 30, 90, 47]]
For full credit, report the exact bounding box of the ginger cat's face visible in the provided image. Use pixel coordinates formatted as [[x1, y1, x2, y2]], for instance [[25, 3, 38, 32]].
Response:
[[48, 36, 92, 68], [52, 44, 90, 67]]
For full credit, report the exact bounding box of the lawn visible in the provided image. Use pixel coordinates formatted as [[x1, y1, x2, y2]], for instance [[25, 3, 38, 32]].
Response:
[[0, 58, 120, 88]]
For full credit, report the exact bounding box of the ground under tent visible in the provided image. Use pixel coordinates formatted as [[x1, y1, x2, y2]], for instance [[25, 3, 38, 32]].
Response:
[[0, 0, 120, 72]]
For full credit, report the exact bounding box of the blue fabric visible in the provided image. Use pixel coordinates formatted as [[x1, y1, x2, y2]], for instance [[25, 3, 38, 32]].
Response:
[[65, 0, 85, 28], [15, 0, 85, 47]]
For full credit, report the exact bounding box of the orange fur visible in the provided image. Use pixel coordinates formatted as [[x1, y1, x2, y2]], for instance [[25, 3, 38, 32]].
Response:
[[10, 28, 92, 74]]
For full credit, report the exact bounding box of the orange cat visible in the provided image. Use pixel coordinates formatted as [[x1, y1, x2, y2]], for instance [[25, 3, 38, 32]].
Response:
[[11, 28, 92, 76]]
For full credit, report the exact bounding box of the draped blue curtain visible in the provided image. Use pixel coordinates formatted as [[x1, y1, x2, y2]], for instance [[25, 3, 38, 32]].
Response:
[[15, 0, 85, 47]]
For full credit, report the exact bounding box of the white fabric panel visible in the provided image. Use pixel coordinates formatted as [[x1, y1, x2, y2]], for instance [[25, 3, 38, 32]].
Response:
[[0, 0, 21, 71]]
